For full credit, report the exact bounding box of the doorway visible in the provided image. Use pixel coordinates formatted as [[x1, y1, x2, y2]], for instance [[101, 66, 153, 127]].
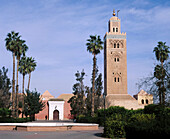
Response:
[[53, 110, 59, 120]]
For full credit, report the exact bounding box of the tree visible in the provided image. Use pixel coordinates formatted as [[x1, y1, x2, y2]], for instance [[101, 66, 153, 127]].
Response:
[[0, 67, 11, 108], [68, 70, 86, 118], [15, 39, 28, 118], [27, 57, 36, 90], [153, 41, 170, 105], [86, 35, 103, 116], [85, 68, 104, 115], [5, 31, 20, 117], [138, 42, 169, 105], [23, 89, 45, 121], [19, 56, 29, 116], [94, 73, 103, 112]]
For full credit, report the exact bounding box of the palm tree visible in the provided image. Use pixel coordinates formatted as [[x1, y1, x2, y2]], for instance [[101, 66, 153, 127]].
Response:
[[153, 41, 170, 105], [15, 39, 28, 117], [86, 35, 103, 116], [27, 57, 36, 91], [19, 56, 29, 117], [5, 31, 20, 117]]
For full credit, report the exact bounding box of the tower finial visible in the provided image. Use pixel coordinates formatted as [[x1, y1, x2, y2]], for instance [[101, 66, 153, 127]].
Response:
[[113, 9, 116, 16]]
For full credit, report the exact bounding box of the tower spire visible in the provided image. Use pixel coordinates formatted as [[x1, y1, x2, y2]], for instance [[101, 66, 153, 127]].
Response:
[[113, 9, 116, 16]]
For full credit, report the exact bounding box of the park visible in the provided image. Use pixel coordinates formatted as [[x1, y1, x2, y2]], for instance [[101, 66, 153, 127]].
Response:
[[0, 0, 170, 139]]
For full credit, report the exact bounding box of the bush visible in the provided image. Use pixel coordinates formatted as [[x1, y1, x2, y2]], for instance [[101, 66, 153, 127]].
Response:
[[0, 117, 31, 123], [76, 115, 98, 123], [125, 120, 170, 139], [128, 113, 155, 123], [144, 104, 165, 115], [104, 117, 126, 138], [126, 105, 170, 139], [0, 108, 11, 118], [106, 106, 128, 117]]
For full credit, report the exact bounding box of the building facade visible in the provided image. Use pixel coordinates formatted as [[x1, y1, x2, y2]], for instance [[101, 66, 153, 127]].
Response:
[[35, 90, 73, 120]]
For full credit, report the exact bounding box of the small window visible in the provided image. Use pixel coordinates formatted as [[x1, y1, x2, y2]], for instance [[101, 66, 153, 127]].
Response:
[[113, 72, 114, 75], [114, 58, 116, 62], [117, 43, 119, 48], [141, 99, 144, 104], [114, 77, 116, 82], [117, 58, 119, 62], [113, 28, 115, 32], [146, 99, 148, 104], [116, 28, 118, 32], [114, 43, 116, 48], [118, 77, 119, 82]]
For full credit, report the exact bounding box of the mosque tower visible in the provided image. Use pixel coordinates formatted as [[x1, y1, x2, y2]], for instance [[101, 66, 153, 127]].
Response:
[[104, 9, 127, 96], [104, 10, 148, 109]]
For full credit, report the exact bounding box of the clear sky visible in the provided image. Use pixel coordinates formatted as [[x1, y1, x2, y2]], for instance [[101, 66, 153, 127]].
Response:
[[0, 0, 170, 97]]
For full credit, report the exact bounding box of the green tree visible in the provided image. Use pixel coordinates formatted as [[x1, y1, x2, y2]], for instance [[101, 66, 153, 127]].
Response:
[[94, 73, 103, 112], [23, 89, 45, 121], [27, 57, 36, 90], [85, 69, 103, 115], [153, 41, 170, 105], [0, 67, 11, 108], [68, 70, 86, 118], [138, 42, 169, 105], [5, 31, 20, 117], [86, 35, 103, 116], [15, 39, 28, 118], [19, 56, 29, 116]]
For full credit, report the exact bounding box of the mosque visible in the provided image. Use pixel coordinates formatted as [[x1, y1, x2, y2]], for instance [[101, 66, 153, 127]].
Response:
[[35, 10, 153, 120]]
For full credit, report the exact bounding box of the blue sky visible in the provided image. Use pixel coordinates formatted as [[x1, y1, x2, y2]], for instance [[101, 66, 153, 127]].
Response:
[[0, 0, 170, 97]]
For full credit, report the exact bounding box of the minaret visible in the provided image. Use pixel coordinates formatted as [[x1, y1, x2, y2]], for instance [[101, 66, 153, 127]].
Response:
[[103, 10, 152, 109], [104, 9, 127, 96]]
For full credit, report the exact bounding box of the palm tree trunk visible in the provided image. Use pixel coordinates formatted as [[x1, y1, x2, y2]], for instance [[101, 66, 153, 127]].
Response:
[[22, 74, 25, 118], [161, 62, 165, 105], [27, 73, 31, 90], [12, 52, 16, 117], [159, 86, 162, 105], [16, 58, 19, 118], [91, 54, 96, 117]]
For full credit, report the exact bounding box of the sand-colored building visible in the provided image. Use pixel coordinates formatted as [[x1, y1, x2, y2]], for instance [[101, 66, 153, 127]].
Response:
[[104, 10, 153, 109]]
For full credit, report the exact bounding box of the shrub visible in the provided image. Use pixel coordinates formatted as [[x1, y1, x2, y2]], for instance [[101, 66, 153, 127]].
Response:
[[144, 104, 165, 115], [125, 120, 170, 139], [106, 106, 128, 117], [104, 117, 126, 138], [0, 117, 31, 123], [128, 113, 155, 123], [76, 115, 98, 123], [0, 108, 11, 118]]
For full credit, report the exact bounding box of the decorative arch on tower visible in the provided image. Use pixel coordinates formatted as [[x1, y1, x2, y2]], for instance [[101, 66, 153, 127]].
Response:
[[110, 51, 122, 63], [109, 39, 124, 48], [112, 72, 122, 83]]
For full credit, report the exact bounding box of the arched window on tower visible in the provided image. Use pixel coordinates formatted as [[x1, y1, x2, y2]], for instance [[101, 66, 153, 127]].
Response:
[[113, 28, 115, 32], [114, 43, 116, 48], [114, 58, 116, 62], [117, 58, 119, 62], [117, 43, 119, 48], [114, 77, 116, 82], [118, 77, 119, 82], [116, 28, 118, 32]]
